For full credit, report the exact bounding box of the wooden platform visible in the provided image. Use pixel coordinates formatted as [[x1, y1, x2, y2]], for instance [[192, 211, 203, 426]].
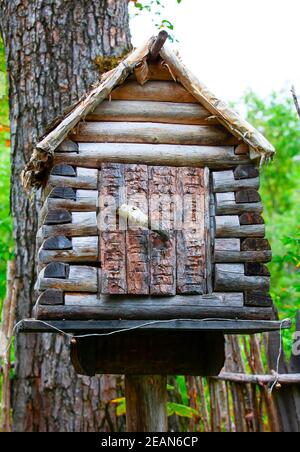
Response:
[[19, 318, 291, 335]]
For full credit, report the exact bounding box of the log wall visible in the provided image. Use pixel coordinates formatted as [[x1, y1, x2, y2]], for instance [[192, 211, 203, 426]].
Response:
[[34, 71, 273, 324]]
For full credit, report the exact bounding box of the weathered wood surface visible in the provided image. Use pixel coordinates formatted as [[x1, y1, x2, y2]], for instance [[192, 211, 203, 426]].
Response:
[[125, 375, 168, 432], [55, 143, 250, 169], [132, 61, 174, 82], [125, 164, 149, 294], [39, 236, 98, 263], [244, 290, 273, 307], [110, 80, 197, 103], [215, 192, 263, 215], [55, 139, 79, 153], [234, 165, 259, 180], [70, 331, 225, 376], [215, 216, 265, 238], [176, 167, 206, 294], [215, 372, 300, 385], [36, 265, 99, 292], [204, 167, 213, 293], [241, 238, 271, 251], [51, 163, 76, 177], [48, 167, 98, 190], [44, 189, 98, 212], [72, 121, 239, 146], [214, 239, 271, 262], [42, 236, 72, 250], [239, 212, 264, 225], [245, 263, 270, 276], [19, 318, 291, 334], [234, 144, 249, 155], [43, 208, 72, 225], [149, 166, 176, 295], [214, 250, 272, 263], [235, 189, 261, 203], [34, 303, 273, 321], [149, 30, 168, 60], [62, 292, 244, 307], [87, 100, 217, 125], [36, 289, 64, 306], [212, 171, 259, 192], [99, 163, 126, 294], [38, 212, 98, 240], [214, 264, 270, 291]]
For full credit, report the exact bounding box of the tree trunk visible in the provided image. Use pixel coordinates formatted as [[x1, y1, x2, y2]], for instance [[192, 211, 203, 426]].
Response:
[[0, 0, 131, 432]]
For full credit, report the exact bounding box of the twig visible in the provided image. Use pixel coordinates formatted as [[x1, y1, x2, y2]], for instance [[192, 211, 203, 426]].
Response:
[[291, 85, 300, 119], [213, 372, 300, 385]]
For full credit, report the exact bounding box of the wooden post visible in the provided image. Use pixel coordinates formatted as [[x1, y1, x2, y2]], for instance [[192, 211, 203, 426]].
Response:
[[125, 375, 168, 432]]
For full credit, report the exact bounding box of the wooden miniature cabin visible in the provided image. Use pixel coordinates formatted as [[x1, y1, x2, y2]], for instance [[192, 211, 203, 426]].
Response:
[[23, 34, 281, 338]]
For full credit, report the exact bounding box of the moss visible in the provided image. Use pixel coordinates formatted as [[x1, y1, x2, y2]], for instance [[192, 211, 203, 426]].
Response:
[[94, 50, 130, 75]]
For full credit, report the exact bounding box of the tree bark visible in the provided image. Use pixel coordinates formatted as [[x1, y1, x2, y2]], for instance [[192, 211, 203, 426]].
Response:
[[0, 0, 131, 432]]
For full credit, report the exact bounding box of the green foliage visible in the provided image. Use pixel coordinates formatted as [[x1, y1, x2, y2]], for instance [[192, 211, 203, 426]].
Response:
[[111, 396, 199, 419], [0, 38, 13, 308], [130, 0, 184, 41]]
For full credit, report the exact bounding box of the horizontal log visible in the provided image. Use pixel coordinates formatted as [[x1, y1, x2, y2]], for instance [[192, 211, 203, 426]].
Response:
[[19, 318, 291, 334], [214, 264, 270, 291], [214, 372, 300, 385], [49, 186, 77, 200], [234, 144, 249, 155], [44, 208, 72, 225], [43, 192, 98, 212], [212, 170, 260, 192], [72, 122, 238, 146], [43, 236, 72, 250], [214, 250, 272, 263], [44, 262, 69, 278], [245, 263, 270, 276], [235, 189, 261, 203], [110, 80, 198, 103], [54, 143, 250, 169], [215, 216, 265, 238], [38, 212, 98, 240], [56, 139, 79, 153], [51, 164, 76, 177], [48, 168, 98, 190], [245, 290, 273, 307], [36, 289, 64, 306], [234, 164, 259, 180], [63, 292, 244, 307], [239, 212, 264, 225], [87, 100, 217, 125], [214, 238, 240, 251], [37, 265, 99, 292], [34, 304, 273, 321], [39, 236, 98, 264], [241, 238, 271, 251], [215, 192, 263, 215]]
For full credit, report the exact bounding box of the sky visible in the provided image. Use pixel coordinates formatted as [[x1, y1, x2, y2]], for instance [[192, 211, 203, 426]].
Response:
[[130, 0, 300, 102]]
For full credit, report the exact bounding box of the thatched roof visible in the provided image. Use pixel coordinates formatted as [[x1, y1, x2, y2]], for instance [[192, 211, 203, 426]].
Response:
[[22, 35, 275, 190]]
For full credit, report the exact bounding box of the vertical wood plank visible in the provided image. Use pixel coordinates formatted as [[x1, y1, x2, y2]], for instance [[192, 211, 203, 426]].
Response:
[[125, 164, 149, 294], [99, 163, 126, 294], [176, 167, 206, 294], [149, 166, 176, 295]]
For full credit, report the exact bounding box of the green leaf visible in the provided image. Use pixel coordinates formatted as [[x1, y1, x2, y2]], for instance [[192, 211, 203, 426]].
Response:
[[167, 402, 198, 419], [111, 397, 126, 416]]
